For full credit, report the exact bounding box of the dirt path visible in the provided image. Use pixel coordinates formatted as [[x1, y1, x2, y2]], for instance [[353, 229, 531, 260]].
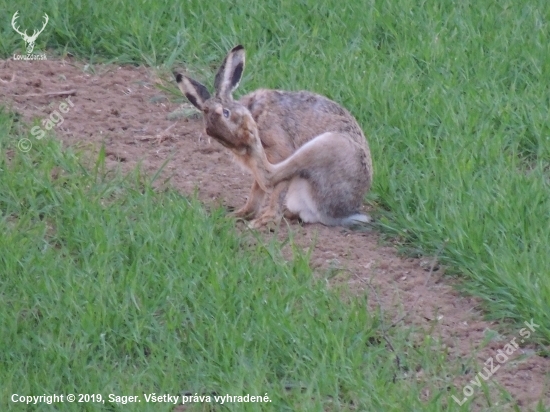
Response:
[[1, 58, 548, 410]]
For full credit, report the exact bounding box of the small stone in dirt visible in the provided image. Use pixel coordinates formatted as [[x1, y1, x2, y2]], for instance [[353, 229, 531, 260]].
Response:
[[420, 259, 440, 272]]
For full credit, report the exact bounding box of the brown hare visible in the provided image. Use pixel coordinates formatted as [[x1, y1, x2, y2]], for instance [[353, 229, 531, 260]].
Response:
[[174, 45, 373, 228]]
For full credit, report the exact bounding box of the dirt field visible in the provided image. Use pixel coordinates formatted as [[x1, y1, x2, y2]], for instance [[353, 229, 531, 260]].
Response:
[[1, 58, 548, 410]]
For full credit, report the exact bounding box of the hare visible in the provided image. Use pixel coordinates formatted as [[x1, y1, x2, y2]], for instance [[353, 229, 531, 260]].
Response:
[[174, 45, 373, 228]]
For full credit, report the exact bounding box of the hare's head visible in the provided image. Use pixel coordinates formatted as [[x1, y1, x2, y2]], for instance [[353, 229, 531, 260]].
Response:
[[175, 45, 260, 153]]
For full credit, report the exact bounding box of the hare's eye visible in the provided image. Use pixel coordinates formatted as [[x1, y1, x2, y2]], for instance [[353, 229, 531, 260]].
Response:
[[222, 108, 230, 118]]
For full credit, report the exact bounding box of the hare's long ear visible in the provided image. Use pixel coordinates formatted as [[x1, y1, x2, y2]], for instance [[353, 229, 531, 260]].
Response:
[[214, 45, 245, 99], [174, 73, 211, 110]]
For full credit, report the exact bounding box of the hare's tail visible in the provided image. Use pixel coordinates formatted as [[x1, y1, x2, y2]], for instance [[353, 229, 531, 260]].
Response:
[[339, 213, 371, 227], [318, 213, 370, 227]]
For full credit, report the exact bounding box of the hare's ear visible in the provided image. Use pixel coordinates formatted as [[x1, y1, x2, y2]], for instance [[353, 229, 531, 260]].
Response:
[[214, 45, 245, 99], [174, 73, 211, 110]]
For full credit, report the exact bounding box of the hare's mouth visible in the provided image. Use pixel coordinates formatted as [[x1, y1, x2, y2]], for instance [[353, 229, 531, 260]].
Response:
[[206, 128, 234, 149]]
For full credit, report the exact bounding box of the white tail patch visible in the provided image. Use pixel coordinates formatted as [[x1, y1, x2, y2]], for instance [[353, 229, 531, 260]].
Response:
[[285, 177, 322, 223]]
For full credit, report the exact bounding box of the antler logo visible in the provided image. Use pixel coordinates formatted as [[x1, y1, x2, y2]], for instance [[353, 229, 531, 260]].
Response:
[[11, 11, 49, 54]]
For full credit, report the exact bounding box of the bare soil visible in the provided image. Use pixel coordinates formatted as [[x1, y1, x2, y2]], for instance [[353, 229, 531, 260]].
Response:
[[1, 58, 548, 411]]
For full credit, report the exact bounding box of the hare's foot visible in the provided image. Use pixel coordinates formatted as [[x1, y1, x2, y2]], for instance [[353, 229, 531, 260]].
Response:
[[230, 181, 265, 220], [248, 181, 289, 229], [249, 211, 282, 230], [231, 205, 256, 220], [283, 209, 300, 222]]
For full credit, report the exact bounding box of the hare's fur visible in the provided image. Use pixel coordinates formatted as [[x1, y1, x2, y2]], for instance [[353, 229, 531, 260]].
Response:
[[175, 45, 373, 227]]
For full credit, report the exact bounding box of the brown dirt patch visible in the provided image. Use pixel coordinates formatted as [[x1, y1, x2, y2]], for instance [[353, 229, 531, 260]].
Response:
[[1, 58, 549, 410]]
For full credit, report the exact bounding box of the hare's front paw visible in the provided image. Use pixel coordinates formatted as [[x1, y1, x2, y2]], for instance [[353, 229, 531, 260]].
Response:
[[231, 206, 256, 220], [249, 212, 281, 230]]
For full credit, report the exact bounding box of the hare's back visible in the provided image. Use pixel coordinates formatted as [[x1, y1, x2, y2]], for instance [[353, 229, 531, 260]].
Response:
[[240, 89, 365, 149]]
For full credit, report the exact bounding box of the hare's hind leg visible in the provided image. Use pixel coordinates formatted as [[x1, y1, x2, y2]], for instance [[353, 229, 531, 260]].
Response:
[[285, 177, 370, 226], [261, 132, 371, 226], [265, 132, 353, 184], [285, 177, 365, 226], [232, 180, 265, 220]]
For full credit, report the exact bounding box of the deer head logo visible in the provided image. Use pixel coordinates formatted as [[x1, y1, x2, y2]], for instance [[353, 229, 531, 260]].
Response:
[[11, 11, 49, 54]]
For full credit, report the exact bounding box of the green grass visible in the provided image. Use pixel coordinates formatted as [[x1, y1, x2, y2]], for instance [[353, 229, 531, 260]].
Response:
[[1, 0, 550, 408], [5, 0, 547, 343], [0, 109, 482, 411]]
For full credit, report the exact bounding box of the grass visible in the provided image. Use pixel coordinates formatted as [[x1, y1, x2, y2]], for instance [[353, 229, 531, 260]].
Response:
[[0, 109, 481, 411], [1, 0, 550, 409], [4, 0, 548, 343]]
